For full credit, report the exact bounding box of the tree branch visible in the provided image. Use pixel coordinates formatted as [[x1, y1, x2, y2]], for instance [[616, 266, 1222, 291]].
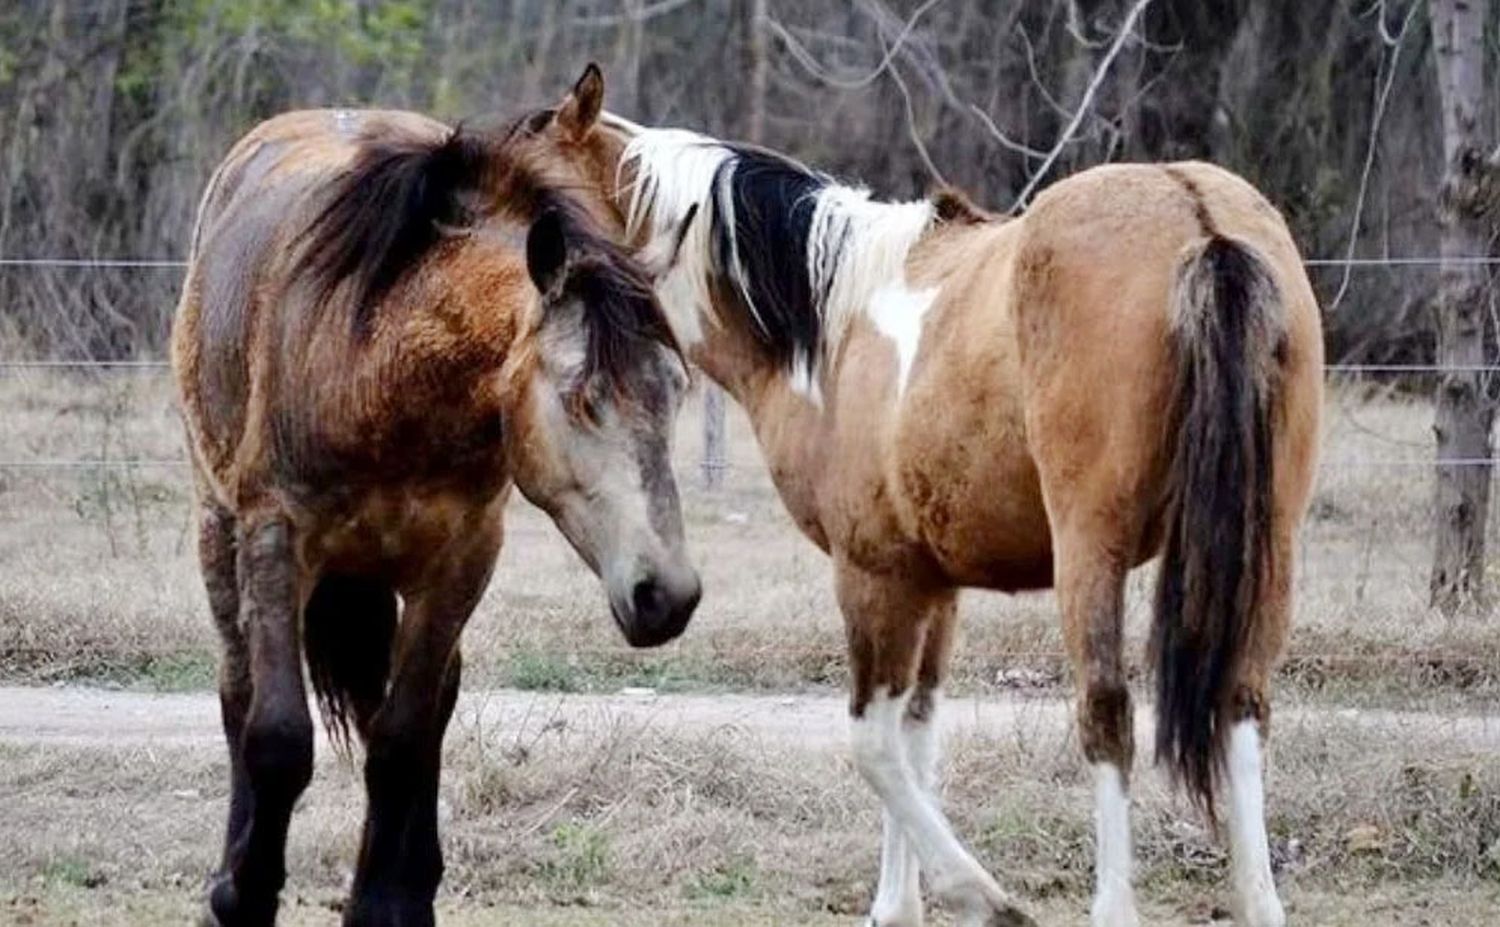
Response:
[[1010, 0, 1154, 211]]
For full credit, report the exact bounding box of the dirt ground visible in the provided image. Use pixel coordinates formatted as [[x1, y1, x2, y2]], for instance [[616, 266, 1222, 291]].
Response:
[[2, 686, 1497, 925]]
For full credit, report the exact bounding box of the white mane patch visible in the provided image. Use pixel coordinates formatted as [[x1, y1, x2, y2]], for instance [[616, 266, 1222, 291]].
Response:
[[619, 127, 732, 349], [807, 187, 934, 360]]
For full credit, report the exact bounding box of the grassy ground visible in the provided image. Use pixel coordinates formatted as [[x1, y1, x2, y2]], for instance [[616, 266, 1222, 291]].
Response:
[[1, 688, 1498, 925], [10, 884, 1500, 926]]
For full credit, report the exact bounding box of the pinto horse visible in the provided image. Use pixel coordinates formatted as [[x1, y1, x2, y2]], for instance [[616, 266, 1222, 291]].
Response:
[[172, 104, 699, 927], [513, 68, 1322, 927]]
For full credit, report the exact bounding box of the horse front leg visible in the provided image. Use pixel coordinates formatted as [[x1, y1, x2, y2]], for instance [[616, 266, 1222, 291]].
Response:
[[837, 561, 1035, 927], [867, 597, 954, 927], [342, 535, 497, 927]]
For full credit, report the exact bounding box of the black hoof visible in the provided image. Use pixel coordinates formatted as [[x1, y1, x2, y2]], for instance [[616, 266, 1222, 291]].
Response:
[[206, 873, 278, 927], [342, 896, 437, 927]]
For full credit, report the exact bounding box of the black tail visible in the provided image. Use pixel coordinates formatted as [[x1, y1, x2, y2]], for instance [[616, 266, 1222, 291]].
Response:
[[303, 573, 398, 751], [1153, 235, 1284, 822]]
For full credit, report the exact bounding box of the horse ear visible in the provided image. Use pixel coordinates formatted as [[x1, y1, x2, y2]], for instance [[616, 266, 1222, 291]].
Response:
[[526, 211, 569, 296], [557, 63, 605, 141]]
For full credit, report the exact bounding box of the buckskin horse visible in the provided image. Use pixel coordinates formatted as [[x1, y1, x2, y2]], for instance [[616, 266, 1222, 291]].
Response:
[[511, 67, 1322, 927], [172, 103, 700, 927]]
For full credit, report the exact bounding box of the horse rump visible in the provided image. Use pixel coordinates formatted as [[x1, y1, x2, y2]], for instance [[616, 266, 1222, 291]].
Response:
[[1152, 235, 1285, 823]]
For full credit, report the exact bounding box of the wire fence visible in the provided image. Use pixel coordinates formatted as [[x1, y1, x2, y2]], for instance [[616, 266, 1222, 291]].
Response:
[[2, 252, 1498, 474], [3, 255, 1499, 269]]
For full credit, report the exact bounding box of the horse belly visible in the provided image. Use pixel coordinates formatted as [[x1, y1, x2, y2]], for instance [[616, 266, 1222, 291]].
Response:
[[890, 287, 1055, 591], [909, 453, 1054, 591], [297, 484, 509, 588]]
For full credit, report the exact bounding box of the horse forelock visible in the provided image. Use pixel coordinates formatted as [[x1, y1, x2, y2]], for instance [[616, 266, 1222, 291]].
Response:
[[618, 126, 936, 390], [533, 188, 682, 409]]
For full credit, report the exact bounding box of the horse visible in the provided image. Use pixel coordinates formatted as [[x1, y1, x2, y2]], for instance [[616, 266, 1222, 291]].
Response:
[[507, 66, 1323, 927], [171, 104, 701, 927]]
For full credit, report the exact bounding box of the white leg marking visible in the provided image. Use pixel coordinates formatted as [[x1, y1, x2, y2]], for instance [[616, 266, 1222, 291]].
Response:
[[1089, 764, 1140, 927], [852, 688, 1029, 927], [1226, 720, 1285, 927], [870, 808, 921, 927], [868, 689, 942, 927]]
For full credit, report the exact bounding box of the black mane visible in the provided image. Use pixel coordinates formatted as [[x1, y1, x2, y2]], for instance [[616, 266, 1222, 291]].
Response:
[[298, 126, 497, 332], [293, 116, 678, 393], [708, 145, 832, 370]]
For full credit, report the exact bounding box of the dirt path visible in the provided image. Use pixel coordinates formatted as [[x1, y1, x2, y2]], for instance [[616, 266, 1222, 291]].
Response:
[[2, 684, 1496, 751]]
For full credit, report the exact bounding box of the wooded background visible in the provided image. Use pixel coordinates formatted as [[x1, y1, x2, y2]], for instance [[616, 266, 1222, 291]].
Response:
[[0, 0, 1495, 361]]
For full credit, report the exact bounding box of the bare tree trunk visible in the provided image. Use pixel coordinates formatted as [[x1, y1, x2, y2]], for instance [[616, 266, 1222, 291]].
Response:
[[1428, 0, 1497, 614], [700, 0, 769, 492]]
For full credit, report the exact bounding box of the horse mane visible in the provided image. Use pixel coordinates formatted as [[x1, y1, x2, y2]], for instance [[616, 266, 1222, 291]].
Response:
[[621, 129, 937, 383], [295, 117, 678, 391], [708, 145, 830, 372], [297, 125, 496, 332]]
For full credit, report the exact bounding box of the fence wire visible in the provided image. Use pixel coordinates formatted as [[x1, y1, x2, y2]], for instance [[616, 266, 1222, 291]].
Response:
[[3, 255, 1499, 269], [3, 253, 1499, 471]]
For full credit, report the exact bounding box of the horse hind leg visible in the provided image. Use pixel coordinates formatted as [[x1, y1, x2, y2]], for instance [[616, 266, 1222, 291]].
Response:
[[197, 502, 250, 884], [208, 511, 313, 927], [1053, 522, 1138, 927], [1223, 534, 1293, 927], [838, 562, 1035, 927]]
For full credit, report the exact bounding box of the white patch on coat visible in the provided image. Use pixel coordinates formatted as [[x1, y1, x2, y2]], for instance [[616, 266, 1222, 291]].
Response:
[[1090, 763, 1140, 927], [867, 282, 938, 395], [867, 688, 944, 925], [617, 122, 938, 403], [331, 109, 359, 136], [1225, 720, 1286, 927], [787, 359, 823, 407]]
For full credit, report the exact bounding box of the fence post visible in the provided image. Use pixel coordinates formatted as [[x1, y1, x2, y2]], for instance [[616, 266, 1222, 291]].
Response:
[[1428, 0, 1497, 614], [701, 384, 726, 490]]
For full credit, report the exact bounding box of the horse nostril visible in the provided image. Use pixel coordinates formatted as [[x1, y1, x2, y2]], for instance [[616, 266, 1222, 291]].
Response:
[[632, 579, 668, 624]]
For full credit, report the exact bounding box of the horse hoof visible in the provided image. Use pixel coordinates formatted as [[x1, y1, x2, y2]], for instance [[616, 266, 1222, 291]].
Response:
[[207, 875, 238, 926], [206, 874, 277, 927], [341, 896, 437, 927], [198, 900, 224, 927], [1235, 895, 1286, 927]]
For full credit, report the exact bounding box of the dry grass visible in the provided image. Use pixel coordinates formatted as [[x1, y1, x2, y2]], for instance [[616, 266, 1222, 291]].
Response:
[[2, 372, 1499, 709], [0, 690, 1497, 924]]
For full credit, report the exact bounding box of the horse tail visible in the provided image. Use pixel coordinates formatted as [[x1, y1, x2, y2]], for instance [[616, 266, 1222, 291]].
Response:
[[302, 574, 398, 752], [1152, 234, 1284, 823]]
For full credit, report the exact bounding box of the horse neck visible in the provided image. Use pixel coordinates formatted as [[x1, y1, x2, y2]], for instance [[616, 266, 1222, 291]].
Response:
[[684, 298, 835, 486]]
